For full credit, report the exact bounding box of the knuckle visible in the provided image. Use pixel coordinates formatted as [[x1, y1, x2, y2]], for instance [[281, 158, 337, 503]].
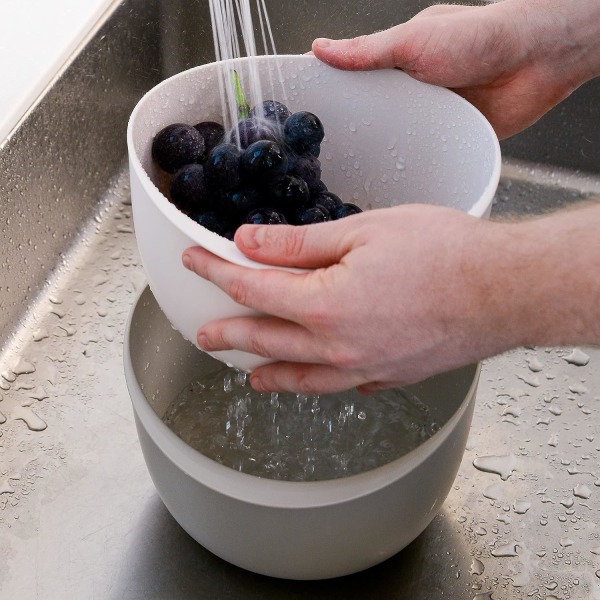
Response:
[[267, 225, 306, 260], [295, 370, 320, 395], [248, 330, 271, 359], [325, 344, 362, 371], [227, 278, 249, 306]]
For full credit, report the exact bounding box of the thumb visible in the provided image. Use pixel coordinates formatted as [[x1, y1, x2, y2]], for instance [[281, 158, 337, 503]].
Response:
[[312, 25, 410, 71], [234, 218, 360, 269]]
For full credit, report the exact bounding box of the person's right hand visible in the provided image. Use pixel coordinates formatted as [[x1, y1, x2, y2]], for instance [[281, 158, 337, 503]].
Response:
[[312, 0, 600, 139]]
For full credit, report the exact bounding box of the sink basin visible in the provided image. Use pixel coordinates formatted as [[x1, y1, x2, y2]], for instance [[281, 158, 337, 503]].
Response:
[[0, 0, 598, 596]]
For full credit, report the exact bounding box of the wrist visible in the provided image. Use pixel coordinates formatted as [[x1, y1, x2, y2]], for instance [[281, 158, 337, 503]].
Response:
[[484, 205, 600, 350], [503, 0, 600, 89]]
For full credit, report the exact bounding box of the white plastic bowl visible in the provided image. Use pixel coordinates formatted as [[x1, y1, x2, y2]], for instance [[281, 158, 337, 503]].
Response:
[[127, 55, 501, 371], [125, 286, 481, 580]]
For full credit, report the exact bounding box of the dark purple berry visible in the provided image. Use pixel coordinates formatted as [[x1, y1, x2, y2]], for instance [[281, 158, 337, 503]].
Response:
[[334, 203, 363, 219], [271, 174, 310, 210], [152, 123, 205, 174], [204, 143, 242, 192], [222, 187, 261, 219], [313, 191, 343, 216], [250, 100, 291, 125], [244, 208, 288, 225], [193, 121, 225, 158], [169, 164, 208, 213], [230, 118, 279, 148], [241, 140, 288, 182], [288, 152, 322, 193], [284, 112, 324, 153], [294, 206, 331, 225], [306, 143, 321, 158], [192, 211, 228, 236]]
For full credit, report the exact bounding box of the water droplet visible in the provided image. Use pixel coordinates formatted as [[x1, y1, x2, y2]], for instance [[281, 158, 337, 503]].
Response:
[[470, 558, 485, 576], [573, 483, 591, 499], [12, 359, 35, 375], [29, 386, 49, 401], [527, 357, 544, 372], [569, 382, 588, 395], [517, 373, 541, 387], [12, 406, 47, 431], [473, 454, 517, 480], [491, 542, 520, 557], [0, 479, 15, 494], [563, 348, 590, 366], [33, 328, 49, 342], [559, 538, 574, 548], [513, 501, 531, 514]]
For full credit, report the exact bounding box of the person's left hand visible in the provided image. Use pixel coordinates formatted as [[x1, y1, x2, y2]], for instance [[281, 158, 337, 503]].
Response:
[[182, 204, 508, 394]]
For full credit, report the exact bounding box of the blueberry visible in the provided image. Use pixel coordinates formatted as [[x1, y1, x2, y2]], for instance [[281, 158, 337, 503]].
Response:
[[306, 143, 321, 158], [311, 180, 328, 195], [271, 174, 310, 211], [250, 100, 291, 125], [334, 203, 363, 219], [152, 123, 205, 174], [244, 208, 288, 225], [169, 164, 209, 213], [204, 143, 242, 192], [241, 140, 288, 183], [284, 112, 324, 153], [312, 191, 343, 216], [288, 152, 322, 193], [294, 206, 331, 225], [230, 118, 279, 148], [222, 187, 261, 219], [193, 121, 225, 158], [192, 211, 228, 236]]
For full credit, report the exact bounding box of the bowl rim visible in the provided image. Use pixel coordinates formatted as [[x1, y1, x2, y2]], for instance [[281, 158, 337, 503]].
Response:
[[126, 54, 501, 268], [124, 286, 480, 510]]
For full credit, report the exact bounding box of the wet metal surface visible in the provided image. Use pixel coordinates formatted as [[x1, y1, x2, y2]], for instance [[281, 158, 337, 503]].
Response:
[[1, 0, 600, 598]]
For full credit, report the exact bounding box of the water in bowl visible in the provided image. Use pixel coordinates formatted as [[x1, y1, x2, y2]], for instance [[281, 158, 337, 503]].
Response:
[[162, 364, 441, 481]]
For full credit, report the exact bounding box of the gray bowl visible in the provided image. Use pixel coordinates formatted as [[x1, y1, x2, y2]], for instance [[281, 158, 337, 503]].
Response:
[[124, 287, 480, 580]]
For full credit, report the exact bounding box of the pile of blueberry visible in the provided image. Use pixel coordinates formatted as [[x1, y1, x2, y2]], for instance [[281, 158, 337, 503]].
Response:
[[151, 99, 362, 239]]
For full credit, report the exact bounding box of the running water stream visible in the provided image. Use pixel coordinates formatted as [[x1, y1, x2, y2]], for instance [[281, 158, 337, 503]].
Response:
[[208, 0, 286, 130]]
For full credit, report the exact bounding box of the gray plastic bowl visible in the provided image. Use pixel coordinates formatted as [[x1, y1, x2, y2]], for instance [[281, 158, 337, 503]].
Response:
[[124, 287, 480, 580]]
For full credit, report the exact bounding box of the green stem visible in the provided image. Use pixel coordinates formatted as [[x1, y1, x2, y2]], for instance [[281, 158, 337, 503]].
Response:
[[231, 70, 250, 120]]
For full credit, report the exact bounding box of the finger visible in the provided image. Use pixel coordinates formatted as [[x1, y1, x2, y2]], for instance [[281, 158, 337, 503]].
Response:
[[234, 216, 362, 268], [198, 315, 326, 365], [356, 381, 404, 395], [250, 362, 368, 395], [312, 5, 471, 74], [312, 26, 407, 71], [182, 246, 317, 322]]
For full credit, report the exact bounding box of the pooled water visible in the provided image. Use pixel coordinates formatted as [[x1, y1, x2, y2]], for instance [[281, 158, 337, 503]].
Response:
[[162, 364, 440, 481]]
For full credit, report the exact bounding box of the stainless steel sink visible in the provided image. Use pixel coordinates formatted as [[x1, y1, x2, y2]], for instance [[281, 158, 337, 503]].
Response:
[[1, 1, 599, 597]]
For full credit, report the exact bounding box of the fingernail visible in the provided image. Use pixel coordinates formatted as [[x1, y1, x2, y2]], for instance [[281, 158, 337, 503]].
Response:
[[182, 253, 192, 270], [197, 333, 212, 350], [314, 38, 331, 49], [238, 225, 263, 250], [250, 373, 265, 392]]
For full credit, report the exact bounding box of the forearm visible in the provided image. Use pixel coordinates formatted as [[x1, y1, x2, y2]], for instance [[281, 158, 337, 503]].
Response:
[[476, 203, 600, 351]]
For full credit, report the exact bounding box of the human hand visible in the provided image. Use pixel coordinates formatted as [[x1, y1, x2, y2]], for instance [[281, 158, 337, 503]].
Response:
[[182, 205, 519, 394], [311, 0, 600, 139]]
